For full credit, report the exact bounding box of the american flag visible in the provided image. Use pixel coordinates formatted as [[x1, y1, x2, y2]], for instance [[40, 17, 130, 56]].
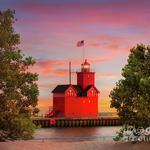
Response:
[[77, 40, 84, 47]]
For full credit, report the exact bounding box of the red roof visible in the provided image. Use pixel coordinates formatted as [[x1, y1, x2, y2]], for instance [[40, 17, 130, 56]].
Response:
[[82, 59, 90, 66]]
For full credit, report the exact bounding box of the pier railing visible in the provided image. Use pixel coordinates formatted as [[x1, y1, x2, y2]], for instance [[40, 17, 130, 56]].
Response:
[[32, 117, 122, 128]]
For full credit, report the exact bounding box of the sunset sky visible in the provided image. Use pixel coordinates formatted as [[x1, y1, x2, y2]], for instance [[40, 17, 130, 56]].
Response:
[[1, 0, 150, 114]]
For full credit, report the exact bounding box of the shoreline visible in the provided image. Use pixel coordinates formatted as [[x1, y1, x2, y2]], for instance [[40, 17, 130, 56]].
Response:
[[0, 140, 150, 150]]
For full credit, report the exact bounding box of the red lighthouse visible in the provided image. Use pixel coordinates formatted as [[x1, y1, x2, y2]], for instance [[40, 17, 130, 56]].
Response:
[[52, 59, 99, 118]]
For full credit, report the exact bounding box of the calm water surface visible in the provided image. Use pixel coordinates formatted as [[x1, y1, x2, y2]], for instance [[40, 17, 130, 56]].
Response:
[[34, 127, 121, 141]]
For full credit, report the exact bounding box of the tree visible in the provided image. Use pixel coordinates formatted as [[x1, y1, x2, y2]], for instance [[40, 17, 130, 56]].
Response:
[[110, 44, 150, 128], [32, 107, 40, 117], [0, 9, 39, 141]]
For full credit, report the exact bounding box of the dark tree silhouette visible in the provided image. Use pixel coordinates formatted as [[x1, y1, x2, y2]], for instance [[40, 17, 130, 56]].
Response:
[[0, 9, 39, 141], [110, 44, 150, 128]]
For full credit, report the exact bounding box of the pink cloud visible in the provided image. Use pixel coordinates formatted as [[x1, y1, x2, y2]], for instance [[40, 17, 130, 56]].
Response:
[[36, 60, 66, 68], [12, 0, 150, 102], [97, 72, 119, 78], [15, 1, 150, 59], [16, 1, 150, 29], [28, 59, 67, 76], [28, 56, 114, 77]]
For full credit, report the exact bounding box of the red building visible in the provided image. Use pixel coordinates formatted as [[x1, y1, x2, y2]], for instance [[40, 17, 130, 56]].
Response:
[[52, 59, 99, 118]]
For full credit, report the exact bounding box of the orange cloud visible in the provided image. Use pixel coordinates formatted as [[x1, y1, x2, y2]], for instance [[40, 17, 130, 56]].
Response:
[[28, 57, 112, 77], [28, 59, 67, 76], [37, 98, 53, 115], [99, 99, 116, 113]]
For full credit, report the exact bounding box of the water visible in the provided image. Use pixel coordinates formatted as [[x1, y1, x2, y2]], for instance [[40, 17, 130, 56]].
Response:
[[33, 126, 121, 142]]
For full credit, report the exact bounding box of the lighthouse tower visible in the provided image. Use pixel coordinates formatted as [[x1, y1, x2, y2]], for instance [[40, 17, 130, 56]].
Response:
[[52, 59, 99, 118], [77, 59, 95, 90]]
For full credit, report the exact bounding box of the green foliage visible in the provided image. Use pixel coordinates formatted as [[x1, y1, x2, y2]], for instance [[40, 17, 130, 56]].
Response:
[[32, 107, 40, 117], [110, 44, 150, 128], [0, 9, 20, 49], [0, 115, 36, 141], [113, 127, 124, 141], [0, 9, 39, 141]]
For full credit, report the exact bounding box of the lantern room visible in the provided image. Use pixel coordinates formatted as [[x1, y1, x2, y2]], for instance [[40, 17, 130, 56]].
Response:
[[81, 59, 90, 72]]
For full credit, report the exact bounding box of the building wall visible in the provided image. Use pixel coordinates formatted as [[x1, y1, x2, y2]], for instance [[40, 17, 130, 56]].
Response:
[[64, 95, 98, 118], [53, 93, 65, 117], [77, 72, 95, 89], [53, 87, 98, 118]]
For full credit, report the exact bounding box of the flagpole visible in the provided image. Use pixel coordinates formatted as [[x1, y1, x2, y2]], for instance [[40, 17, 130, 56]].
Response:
[[77, 40, 85, 61], [83, 41, 85, 61], [69, 61, 71, 85]]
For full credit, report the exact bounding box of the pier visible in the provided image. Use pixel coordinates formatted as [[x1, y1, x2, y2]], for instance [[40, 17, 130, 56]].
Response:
[[32, 117, 121, 128]]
